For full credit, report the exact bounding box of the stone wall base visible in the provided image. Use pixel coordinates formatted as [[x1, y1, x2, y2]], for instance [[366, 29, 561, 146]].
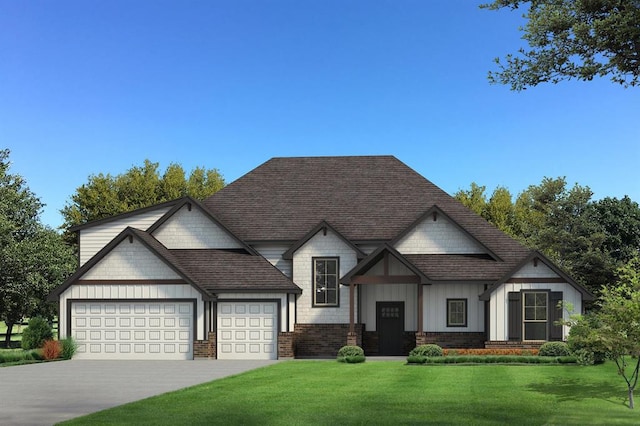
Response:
[[484, 340, 545, 350], [278, 332, 295, 358], [194, 331, 217, 358], [293, 323, 363, 357], [418, 332, 485, 349]]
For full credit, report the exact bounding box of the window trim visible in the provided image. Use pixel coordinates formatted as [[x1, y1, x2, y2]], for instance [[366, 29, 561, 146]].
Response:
[[312, 257, 340, 307], [522, 291, 548, 341], [446, 298, 467, 327]]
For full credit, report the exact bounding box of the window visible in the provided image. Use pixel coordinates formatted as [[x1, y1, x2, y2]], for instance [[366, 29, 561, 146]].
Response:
[[523, 292, 547, 340], [313, 258, 339, 306], [447, 299, 467, 327]]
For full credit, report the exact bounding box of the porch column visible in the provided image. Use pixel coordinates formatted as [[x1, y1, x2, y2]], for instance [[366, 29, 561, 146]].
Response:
[[349, 283, 356, 333], [417, 283, 424, 333]]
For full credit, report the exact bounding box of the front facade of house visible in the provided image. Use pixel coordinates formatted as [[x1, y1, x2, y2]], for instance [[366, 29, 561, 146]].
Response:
[[50, 156, 592, 360]]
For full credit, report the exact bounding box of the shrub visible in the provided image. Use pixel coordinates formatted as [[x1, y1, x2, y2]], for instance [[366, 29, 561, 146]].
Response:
[[538, 342, 571, 357], [0, 349, 42, 364], [61, 337, 77, 360], [408, 355, 576, 365], [566, 313, 607, 364], [410, 344, 443, 357], [337, 345, 365, 363], [21, 317, 53, 350], [573, 348, 595, 366], [42, 340, 62, 360], [442, 348, 539, 356]]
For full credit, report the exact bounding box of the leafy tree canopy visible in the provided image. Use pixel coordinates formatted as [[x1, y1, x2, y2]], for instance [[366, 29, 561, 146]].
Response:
[[455, 177, 640, 295], [482, 0, 640, 90], [61, 160, 225, 232], [0, 149, 75, 347]]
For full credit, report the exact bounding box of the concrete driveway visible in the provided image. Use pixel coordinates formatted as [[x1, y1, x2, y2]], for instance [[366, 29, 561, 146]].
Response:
[[0, 359, 278, 426]]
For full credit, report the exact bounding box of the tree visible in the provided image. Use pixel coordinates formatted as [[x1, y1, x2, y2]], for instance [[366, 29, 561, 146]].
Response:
[[594, 256, 640, 408], [0, 149, 75, 347], [61, 160, 225, 233], [482, 0, 640, 90]]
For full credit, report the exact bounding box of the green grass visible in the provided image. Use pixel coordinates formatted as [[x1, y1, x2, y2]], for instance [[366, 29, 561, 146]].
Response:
[[60, 361, 639, 425]]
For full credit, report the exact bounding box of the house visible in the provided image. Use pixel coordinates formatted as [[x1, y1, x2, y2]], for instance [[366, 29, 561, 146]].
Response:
[[49, 156, 593, 360]]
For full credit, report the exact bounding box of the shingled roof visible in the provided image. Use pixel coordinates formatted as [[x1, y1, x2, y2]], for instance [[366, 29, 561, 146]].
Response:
[[170, 249, 301, 294], [204, 156, 531, 264]]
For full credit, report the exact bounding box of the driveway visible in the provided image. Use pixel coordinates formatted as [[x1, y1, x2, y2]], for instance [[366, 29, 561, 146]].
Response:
[[0, 359, 278, 426]]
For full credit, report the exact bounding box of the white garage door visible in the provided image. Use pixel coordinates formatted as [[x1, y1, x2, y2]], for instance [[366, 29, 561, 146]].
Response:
[[71, 301, 193, 360], [217, 302, 278, 360]]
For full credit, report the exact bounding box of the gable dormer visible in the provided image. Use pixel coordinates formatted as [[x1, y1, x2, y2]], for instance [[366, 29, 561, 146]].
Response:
[[392, 206, 499, 259], [148, 198, 250, 251]]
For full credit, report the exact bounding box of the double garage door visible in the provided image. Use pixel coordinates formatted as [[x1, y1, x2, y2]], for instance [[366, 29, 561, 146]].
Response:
[[71, 301, 194, 360], [217, 301, 278, 360], [70, 300, 278, 360]]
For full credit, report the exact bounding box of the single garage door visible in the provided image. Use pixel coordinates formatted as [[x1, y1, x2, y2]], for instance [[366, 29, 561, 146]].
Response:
[[217, 301, 278, 360], [71, 301, 194, 360]]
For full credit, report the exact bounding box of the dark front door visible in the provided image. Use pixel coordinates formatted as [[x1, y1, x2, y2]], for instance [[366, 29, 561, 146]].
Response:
[[377, 302, 405, 355]]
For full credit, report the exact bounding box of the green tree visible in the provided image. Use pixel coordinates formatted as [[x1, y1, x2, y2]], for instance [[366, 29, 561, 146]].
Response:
[[482, 0, 640, 90], [61, 160, 225, 233], [0, 149, 75, 347], [595, 256, 640, 408]]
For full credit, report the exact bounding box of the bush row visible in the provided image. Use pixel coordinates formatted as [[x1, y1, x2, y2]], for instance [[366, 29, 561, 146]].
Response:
[[407, 355, 576, 364], [443, 348, 539, 356]]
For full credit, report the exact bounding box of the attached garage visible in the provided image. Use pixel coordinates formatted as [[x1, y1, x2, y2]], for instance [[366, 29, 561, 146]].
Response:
[[70, 300, 195, 360], [217, 301, 278, 360]]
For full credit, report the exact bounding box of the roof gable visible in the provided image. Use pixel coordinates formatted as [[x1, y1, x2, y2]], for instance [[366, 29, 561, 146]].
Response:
[[48, 227, 214, 301], [282, 221, 366, 260], [479, 251, 594, 301], [341, 244, 429, 285], [148, 197, 252, 251], [391, 205, 501, 260]]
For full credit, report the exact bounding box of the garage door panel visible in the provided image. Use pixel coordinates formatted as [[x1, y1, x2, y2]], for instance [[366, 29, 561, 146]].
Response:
[[217, 301, 278, 360], [71, 301, 193, 360]]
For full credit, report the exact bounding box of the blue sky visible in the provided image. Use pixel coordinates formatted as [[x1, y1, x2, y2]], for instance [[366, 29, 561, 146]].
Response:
[[2, 1, 638, 229]]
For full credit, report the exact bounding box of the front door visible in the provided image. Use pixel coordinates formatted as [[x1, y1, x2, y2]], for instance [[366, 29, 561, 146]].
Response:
[[377, 302, 405, 355]]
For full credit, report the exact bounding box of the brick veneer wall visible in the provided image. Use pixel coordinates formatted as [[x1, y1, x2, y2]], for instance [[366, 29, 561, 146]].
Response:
[[193, 331, 217, 358], [294, 324, 363, 357], [484, 340, 544, 350], [420, 332, 486, 349], [278, 332, 294, 358]]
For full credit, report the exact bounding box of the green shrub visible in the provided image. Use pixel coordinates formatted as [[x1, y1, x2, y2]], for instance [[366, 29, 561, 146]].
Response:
[[566, 313, 607, 364], [406, 355, 576, 365], [406, 355, 428, 364], [409, 344, 443, 357], [0, 349, 42, 364], [573, 348, 595, 366], [337, 345, 365, 363], [61, 337, 77, 360], [538, 342, 571, 357], [21, 317, 53, 350]]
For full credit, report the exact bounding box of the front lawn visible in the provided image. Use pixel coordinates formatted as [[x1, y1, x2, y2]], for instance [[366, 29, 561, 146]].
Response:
[[60, 360, 639, 425]]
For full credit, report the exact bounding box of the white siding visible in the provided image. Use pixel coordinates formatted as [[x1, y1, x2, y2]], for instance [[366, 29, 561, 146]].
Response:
[[58, 283, 205, 340], [81, 239, 181, 280], [394, 215, 486, 254], [489, 282, 582, 341], [293, 229, 358, 324], [152, 205, 243, 249], [360, 284, 418, 331], [512, 260, 560, 278], [253, 244, 292, 278], [217, 293, 290, 332], [423, 283, 485, 332], [79, 207, 172, 265]]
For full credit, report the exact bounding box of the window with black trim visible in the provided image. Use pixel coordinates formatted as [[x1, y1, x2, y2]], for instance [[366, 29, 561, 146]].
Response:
[[447, 299, 467, 327], [523, 291, 547, 340], [313, 258, 339, 307]]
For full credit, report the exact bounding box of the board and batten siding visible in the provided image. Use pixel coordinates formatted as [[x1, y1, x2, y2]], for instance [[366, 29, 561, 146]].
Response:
[[152, 205, 243, 249], [394, 215, 485, 254], [359, 284, 418, 331], [81, 238, 182, 281], [252, 244, 293, 278], [79, 207, 172, 265], [488, 282, 582, 341], [293, 229, 358, 324], [217, 293, 292, 332], [423, 283, 485, 332], [58, 283, 206, 340]]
